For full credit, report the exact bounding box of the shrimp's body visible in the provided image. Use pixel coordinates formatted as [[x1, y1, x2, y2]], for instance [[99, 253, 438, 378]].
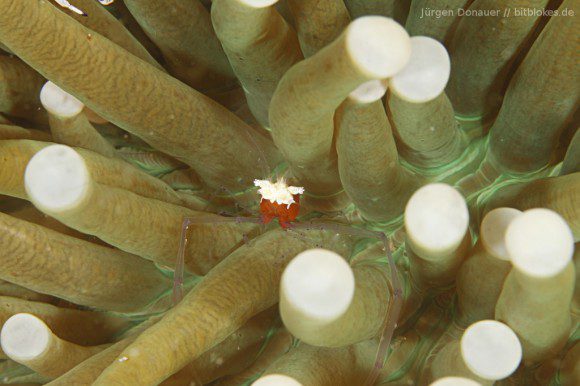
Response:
[[175, 178, 400, 386], [254, 179, 304, 228]]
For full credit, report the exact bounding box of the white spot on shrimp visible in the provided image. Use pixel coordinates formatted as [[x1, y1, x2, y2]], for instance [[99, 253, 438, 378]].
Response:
[[254, 178, 304, 206]]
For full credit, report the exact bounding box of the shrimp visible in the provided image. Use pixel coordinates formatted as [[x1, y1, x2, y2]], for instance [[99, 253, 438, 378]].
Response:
[[173, 177, 402, 386], [253, 178, 304, 229]]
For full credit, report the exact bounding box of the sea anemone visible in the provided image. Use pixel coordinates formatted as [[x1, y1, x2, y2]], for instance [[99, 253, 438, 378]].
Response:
[[0, 1, 577, 385]]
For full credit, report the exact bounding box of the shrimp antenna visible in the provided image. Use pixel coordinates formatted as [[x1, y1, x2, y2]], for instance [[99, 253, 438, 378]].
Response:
[[239, 119, 274, 182], [172, 218, 189, 305], [364, 233, 403, 386]]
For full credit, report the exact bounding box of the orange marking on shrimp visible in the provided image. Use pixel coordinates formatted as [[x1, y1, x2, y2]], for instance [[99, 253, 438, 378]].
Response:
[[254, 179, 304, 228]]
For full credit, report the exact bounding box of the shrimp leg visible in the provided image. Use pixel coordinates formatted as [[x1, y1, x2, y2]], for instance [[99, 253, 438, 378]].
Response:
[[173, 216, 263, 304]]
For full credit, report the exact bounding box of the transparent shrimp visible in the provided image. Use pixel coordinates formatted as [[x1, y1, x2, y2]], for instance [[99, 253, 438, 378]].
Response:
[[173, 192, 403, 385], [172, 111, 403, 382]]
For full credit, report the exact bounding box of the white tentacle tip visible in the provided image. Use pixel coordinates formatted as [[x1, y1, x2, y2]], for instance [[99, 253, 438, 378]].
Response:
[[252, 374, 303, 386], [40, 81, 84, 118], [405, 183, 469, 257], [237, 0, 279, 8], [1, 313, 50, 361], [346, 16, 411, 79], [430, 377, 482, 386], [461, 320, 522, 380], [25, 144, 91, 213], [349, 79, 388, 104], [506, 208, 574, 278], [281, 249, 354, 324], [390, 36, 451, 103], [480, 208, 522, 261]]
